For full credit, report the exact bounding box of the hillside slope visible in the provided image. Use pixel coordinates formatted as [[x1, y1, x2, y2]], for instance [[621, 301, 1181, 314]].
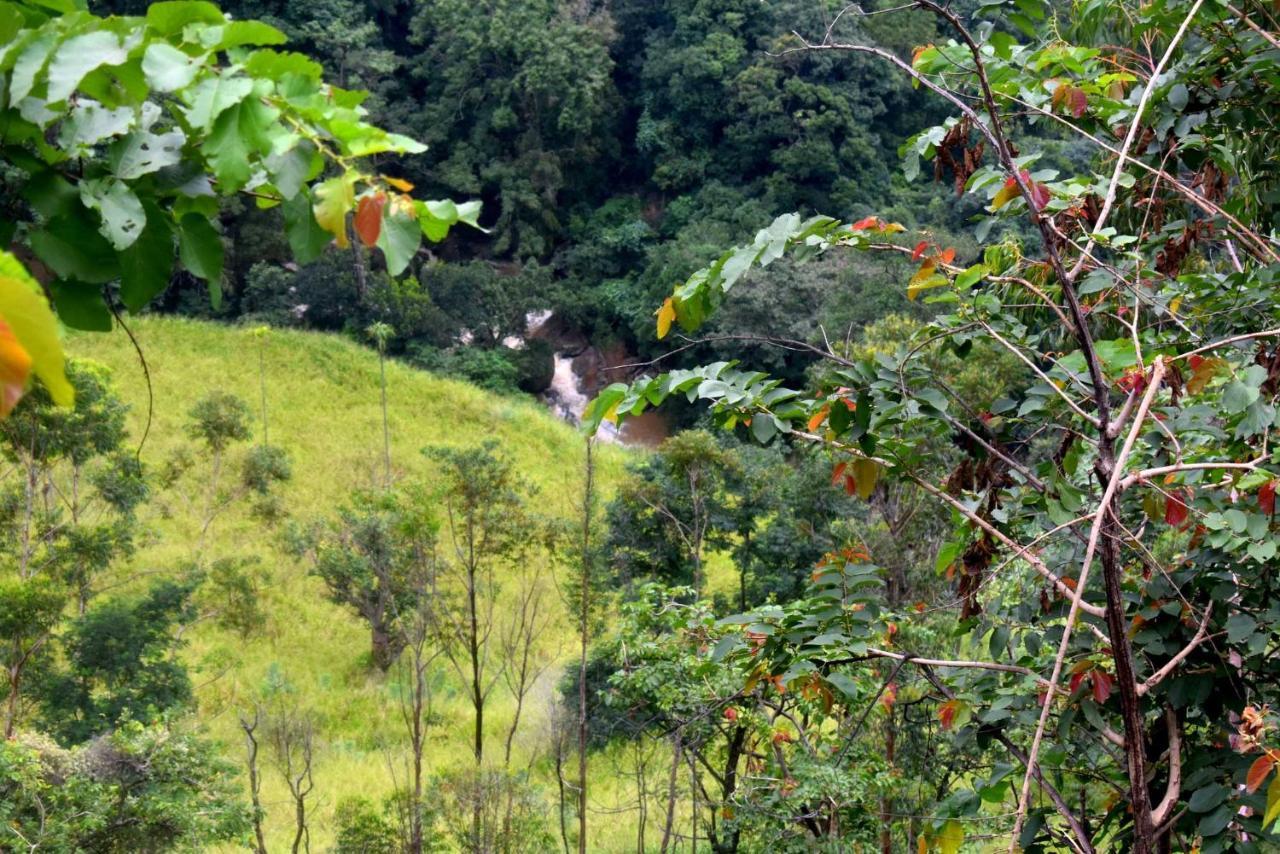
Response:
[[69, 317, 631, 850]]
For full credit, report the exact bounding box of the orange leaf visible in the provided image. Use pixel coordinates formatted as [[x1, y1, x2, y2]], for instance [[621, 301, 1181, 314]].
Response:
[[831, 462, 847, 486], [0, 315, 33, 418], [807, 405, 830, 433], [843, 473, 857, 496], [911, 241, 929, 261], [1247, 754, 1276, 793], [939, 699, 961, 730], [354, 193, 386, 247], [851, 216, 880, 231], [938, 247, 957, 265]]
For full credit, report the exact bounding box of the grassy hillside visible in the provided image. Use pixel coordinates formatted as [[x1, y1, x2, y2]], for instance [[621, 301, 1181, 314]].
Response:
[[69, 317, 635, 850]]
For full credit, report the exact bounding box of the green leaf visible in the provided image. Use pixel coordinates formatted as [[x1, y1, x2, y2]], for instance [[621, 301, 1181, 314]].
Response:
[[216, 20, 287, 49], [1188, 784, 1229, 813], [110, 129, 185, 180], [1223, 379, 1259, 414], [142, 43, 204, 92], [202, 98, 278, 191], [177, 213, 223, 304], [183, 74, 254, 131], [955, 264, 986, 289], [119, 202, 174, 311], [146, 1, 226, 36], [49, 281, 111, 331], [46, 31, 130, 103], [10, 31, 57, 104], [455, 200, 484, 230], [266, 140, 316, 200], [283, 191, 329, 264], [1197, 804, 1232, 836], [376, 205, 421, 277], [242, 49, 322, 81], [28, 213, 120, 284], [79, 178, 146, 250]]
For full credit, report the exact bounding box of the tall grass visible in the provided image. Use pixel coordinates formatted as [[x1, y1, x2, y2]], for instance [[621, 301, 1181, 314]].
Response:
[[70, 317, 650, 850]]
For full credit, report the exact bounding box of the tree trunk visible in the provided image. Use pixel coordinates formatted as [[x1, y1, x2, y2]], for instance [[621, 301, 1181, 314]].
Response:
[[659, 737, 682, 854], [578, 441, 594, 854]]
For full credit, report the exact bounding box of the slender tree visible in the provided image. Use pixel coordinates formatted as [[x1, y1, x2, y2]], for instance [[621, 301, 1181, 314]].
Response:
[[367, 322, 395, 489]]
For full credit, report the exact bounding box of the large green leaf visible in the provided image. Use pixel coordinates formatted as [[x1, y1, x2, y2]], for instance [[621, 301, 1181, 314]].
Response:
[[145, 1, 225, 36], [110, 129, 185, 180], [9, 31, 57, 103], [141, 42, 204, 92], [201, 97, 278, 191], [28, 213, 121, 284], [46, 31, 130, 103], [119, 202, 174, 311], [377, 205, 421, 277], [283, 191, 329, 264], [182, 73, 253, 131], [79, 178, 146, 250], [49, 281, 112, 332], [177, 213, 223, 305]]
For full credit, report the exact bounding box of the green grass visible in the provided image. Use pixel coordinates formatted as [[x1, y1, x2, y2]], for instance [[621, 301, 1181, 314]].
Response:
[[68, 317, 647, 850]]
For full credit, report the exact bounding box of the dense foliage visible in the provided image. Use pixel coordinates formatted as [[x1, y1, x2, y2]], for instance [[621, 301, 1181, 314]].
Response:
[[5, 0, 1280, 850], [589, 0, 1280, 849]]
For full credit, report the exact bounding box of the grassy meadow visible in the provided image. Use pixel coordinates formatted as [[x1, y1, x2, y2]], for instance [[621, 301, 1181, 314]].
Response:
[[68, 317, 662, 850]]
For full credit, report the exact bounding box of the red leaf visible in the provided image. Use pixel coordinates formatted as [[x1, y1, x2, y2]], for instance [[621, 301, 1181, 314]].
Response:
[[354, 193, 386, 247], [1165, 490, 1189, 528], [881, 682, 898, 710], [938, 247, 957, 265], [1260, 480, 1277, 516], [1069, 87, 1088, 118], [1070, 671, 1086, 694], [939, 699, 960, 730], [1030, 182, 1051, 211], [1091, 670, 1113, 704], [831, 462, 847, 486], [912, 241, 929, 261], [844, 473, 857, 496], [1246, 754, 1276, 793], [851, 216, 880, 231]]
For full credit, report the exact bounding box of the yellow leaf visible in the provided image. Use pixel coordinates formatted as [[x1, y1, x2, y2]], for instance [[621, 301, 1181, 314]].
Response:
[[991, 180, 1020, 210], [938, 820, 963, 854], [852, 458, 879, 500], [656, 297, 676, 340], [313, 173, 356, 248], [0, 253, 73, 412], [1266, 772, 1280, 830], [1169, 295, 1182, 315], [381, 175, 415, 192], [908, 274, 949, 301]]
